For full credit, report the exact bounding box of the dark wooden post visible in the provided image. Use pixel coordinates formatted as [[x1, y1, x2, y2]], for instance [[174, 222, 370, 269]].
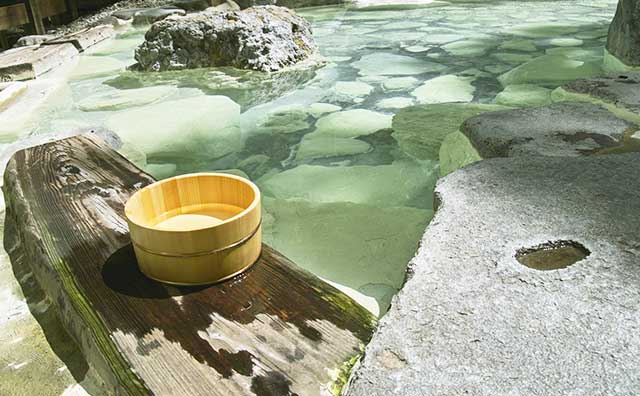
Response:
[[65, 0, 78, 20], [26, 0, 45, 34]]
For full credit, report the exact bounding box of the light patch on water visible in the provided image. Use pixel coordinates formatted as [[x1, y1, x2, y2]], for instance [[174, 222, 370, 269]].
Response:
[[0, 288, 29, 325], [7, 360, 30, 370]]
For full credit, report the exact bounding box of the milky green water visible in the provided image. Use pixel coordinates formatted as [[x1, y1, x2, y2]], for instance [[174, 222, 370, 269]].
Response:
[[0, 0, 619, 393]]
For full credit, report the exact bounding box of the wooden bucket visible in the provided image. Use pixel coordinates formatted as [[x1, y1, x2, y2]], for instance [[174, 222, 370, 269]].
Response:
[[124, 173, 262, 285]]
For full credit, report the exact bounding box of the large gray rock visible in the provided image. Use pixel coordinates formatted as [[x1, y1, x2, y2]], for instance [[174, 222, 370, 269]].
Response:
[[460, 102, 638, 158], [347, 153, 640, 395], [552, 72, 640, 120], [135, 6, 318, 72], [606, 0, 640, 67]]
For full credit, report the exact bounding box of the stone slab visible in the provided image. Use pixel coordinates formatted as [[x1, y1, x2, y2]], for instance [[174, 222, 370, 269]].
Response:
[[347, 153, 640, 395], [0, 44, 79, 81], [460, 102, 638, 158], [43, 25, 115, 51], [552, 72, 640, 122]]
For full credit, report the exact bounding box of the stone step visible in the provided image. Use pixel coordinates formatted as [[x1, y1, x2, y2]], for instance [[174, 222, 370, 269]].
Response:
[[439, 102, 640, 176], [0, 43, 78, 81], [551, 72, 640, 123], [347, 152, 640, 396]]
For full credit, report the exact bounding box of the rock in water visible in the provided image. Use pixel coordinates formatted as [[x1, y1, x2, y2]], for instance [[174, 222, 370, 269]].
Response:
[[606, 0, 640, 67], [135, 6, 318, 72]]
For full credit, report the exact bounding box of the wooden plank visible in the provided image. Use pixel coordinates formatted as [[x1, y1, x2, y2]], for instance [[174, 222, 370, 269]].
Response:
[[0, 43, 78, 81], [26, 0, 45, 34], [0, 30, 8, 49], [3, 134, 376, 396], [0, 3, 30, 30], [43, 24, 114, 51]]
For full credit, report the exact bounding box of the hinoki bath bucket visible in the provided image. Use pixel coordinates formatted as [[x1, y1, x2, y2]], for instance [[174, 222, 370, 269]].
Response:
[[124, 173, 262, 285]]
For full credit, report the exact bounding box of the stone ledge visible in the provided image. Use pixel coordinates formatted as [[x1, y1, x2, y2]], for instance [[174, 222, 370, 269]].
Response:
[[347, 153, 640, 396]]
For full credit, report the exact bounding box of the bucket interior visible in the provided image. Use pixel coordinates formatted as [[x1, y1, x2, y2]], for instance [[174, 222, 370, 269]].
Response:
[[126, 174, 257, 231]]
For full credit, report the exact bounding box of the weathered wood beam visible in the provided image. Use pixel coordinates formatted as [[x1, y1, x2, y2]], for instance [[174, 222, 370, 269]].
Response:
[[26, 0, 45, 35], [0, 3, 30, 31], [3, 134, 376, 396]]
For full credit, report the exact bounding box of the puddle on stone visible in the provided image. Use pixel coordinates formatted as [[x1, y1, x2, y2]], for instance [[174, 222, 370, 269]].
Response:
[[516, 240, 590, 271]]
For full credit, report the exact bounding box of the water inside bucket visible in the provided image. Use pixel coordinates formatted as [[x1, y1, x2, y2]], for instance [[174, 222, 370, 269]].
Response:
[[152, 203, 245, 231]]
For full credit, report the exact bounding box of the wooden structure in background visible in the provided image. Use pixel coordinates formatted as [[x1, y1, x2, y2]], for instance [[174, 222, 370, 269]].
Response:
[[0, 0, 77, 45], [3, 134, 376, 395]]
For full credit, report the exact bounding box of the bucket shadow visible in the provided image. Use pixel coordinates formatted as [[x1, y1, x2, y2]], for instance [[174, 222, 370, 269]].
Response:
[[101, 244, 209, 299]]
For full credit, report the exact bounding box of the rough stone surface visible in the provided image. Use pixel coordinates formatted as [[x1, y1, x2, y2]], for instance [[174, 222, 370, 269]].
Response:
[[14, 35, 56, 48], [461, 102, 638, 158], [135, 6, 318, 72], [606, 0, 640, 67], [553, 72, 640, 120], [347, 153, 640, 395]]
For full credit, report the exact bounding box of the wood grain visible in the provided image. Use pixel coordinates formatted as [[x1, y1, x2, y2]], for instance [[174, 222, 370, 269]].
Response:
[[3, 134, 376, 396], [0, 3, 29, 30]]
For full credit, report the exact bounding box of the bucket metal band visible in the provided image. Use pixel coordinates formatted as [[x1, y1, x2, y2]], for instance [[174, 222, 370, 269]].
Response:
[[132, 219, 262, 258]]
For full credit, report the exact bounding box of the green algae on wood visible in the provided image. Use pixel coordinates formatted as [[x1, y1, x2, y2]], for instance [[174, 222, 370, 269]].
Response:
[[3, 134, 376, 396]]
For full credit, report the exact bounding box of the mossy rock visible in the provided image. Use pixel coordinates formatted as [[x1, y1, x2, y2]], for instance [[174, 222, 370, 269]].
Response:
[[391, 103, 509, 161]]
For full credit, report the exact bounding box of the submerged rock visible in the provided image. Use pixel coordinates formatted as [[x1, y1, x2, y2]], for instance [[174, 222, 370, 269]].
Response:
[[262, 197, 432, 316], [77, 86, 177, 111], [70, 56, 127, 80], [104, 66, 318, 108], [259, 160, 437, 208], [309, 109, 392, 139], [135, 6, 318, 72], [411, 75, 475, 104], [392, 103, 508, 160], [606, 0, 640, 67], [376, 97, 414, 109], [333, 81, 374, 99], [498, 54, 601, 86], [295, 136, 371, 161], [494, 84, 552, 107], [352, 53, 445, 76], [382, 77, 419, 91], [106, 95, 241, 161]]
